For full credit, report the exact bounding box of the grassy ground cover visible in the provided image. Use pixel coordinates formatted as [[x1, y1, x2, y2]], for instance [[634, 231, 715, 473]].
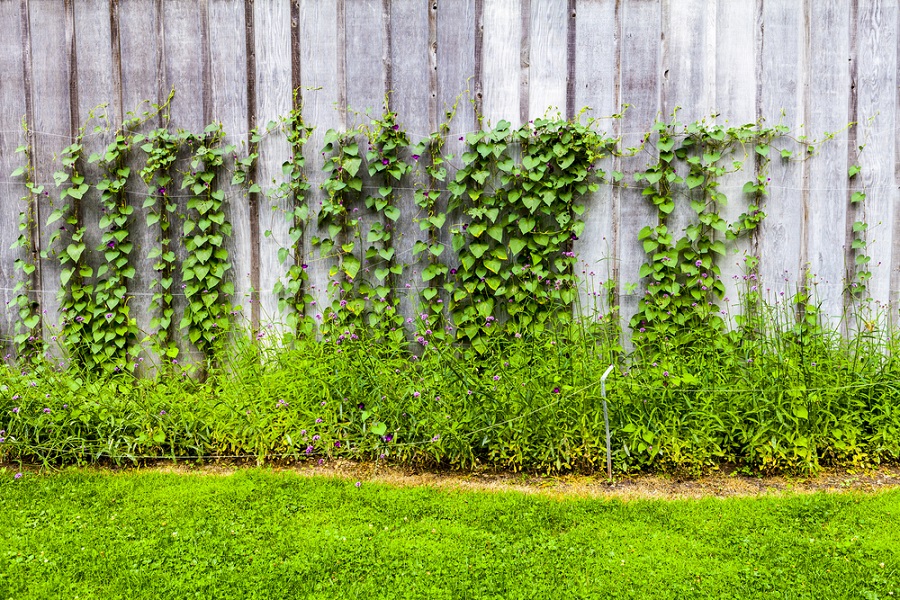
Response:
[[0, 468, 897, 599], [3, 315, 900, 475]]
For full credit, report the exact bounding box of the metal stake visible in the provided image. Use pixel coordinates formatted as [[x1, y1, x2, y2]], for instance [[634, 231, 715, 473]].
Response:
[[600, 364, 615, 481]]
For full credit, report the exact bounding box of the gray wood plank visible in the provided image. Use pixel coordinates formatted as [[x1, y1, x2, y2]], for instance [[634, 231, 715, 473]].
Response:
[[805, 0, 851, 323], [529, 0, 567, 119], [482, 0, 522, 127], [715, 0, 759, 322], [208, 0, 251, 331], [617, 0, 661, 335], [0, 0, 28, 355], [162, 0, 206, 360], [757, 0, 806, 309], [573, 0, 619, 319], [854, 0, 897, 309], [73, 0, 118, 343], [300, 0, 342, 318], [29, 0, 74, 345], [391, 0, 432, 326], [118, 0, 164, 348], [437, 0, 476, 321]]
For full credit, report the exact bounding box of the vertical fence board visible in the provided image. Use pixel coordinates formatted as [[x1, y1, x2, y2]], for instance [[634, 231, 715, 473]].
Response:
[[162, 0, 206, 360], [482, 0, 522, 127], [757, 0, 805, 305], [856, 0, 898, 309], [252, 0, 291, 331], [715, 0, 759, 320], [529, 0, 567, 119], [574, 0, 618, 318], [29, 0, 73, 341], [617, 0, 661, 334], [207, 0, 250, 331], [300, 0, 341, 314], [0, 0, 27, 353], [806, 0, 851, 324], [391, 0, 432, 325], [74, 0, 118, 333], [118, 0, 165, 346]]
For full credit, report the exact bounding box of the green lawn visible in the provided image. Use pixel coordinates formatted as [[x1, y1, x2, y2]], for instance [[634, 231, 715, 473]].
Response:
[[0, 468, 897, 599]]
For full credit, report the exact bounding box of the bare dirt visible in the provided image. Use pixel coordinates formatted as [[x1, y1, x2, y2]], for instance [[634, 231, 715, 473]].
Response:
[[138, 460, 900, 500]]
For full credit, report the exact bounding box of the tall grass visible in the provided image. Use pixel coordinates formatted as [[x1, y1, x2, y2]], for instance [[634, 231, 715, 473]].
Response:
[[2, 292, 900, 474]]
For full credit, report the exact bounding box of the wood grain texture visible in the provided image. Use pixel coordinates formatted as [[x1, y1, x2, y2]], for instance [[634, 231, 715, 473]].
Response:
[[715, 0, 759, 321], [254, 0, 292, 331], [300, 0, 341, 313], [0, 0, 27, 351], [482, 0, 521, 127], [73, 0, 117, 318], [346, 0, 386, 127], [161, 0, 205, 360], [805, 0, 851, 324], [853, 0, 897, 308], [528, 0, 567, 120], [391, 0, 431, 324], [573, 0, 619, 318], [28, 0, 74, 337], [617, 0, 661, 335], [208, 0, 252, 329], [118, 0, 163, 343], [757, 0, 806, 305]]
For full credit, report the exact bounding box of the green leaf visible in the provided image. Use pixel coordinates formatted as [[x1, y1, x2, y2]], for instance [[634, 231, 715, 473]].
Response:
[[371, 422, 387, 437]]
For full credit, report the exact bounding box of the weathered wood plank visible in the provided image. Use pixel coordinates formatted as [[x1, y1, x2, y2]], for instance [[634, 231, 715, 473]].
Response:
[[0, 0, 28, 354], [529, 0, 567, 120], [482, 0, 522, 127], [162, 0, 206, 360], [715, 0, 759, 321], [854, 0, 897, 310], [118, 0, 164, 346], [253, 0, 292, 333], [207, 0, 251, 330], [805, 0, 851, 323], [300, 0, 341, 315], [29, 0, 74, 342], [617, 0, 661, 334], [391, 0, 432, 325], [757, 0, 806, 308], [73, 0, 117, 341], [573, 0, 619, 319], [437, 0, 476, 314]]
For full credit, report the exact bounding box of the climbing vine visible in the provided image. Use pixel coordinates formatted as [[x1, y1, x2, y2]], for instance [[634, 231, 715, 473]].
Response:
[[9, 120, 42, 357], [177, 124, 235, 356], [269, 91, 313, 336], [447, 117, 617, 353]]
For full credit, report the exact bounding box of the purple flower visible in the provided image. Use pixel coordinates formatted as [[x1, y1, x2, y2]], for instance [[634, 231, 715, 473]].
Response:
[[105, 313, 113, 320], [315, 418, 323, 424], [334, 441, 341, 448], [42, 407, 50, 414], [305, 445, 314, 455], [14, 473, 22, 480], [357, 403, 364, 410], [663, 371, 669, 377], [11, 407, 19, 414], [411, 154, 420, 161], [106, 240, 116, 249], [413, 391, 420, 398], [493, 375, 500, 381], [552, 387, 561, 394], [312, 434, 320, 441], [355, 481, 361, 488], [301, 263, 308, 269], [383, 434, 393, 443], [159, 410, 167, 416], [382, 158, 389, 165], [392, 124, 399, 131]]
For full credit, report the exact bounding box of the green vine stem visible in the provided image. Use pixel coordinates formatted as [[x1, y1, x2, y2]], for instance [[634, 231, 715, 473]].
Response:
[[9, 118, 43, 357], [177, 124, 235, 358]]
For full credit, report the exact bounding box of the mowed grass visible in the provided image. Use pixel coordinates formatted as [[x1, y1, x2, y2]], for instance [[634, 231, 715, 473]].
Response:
[[0, 469, 897, 599]]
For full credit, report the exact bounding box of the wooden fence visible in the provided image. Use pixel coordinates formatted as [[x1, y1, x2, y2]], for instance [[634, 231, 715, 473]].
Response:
[[0, 0, 898, 353]]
